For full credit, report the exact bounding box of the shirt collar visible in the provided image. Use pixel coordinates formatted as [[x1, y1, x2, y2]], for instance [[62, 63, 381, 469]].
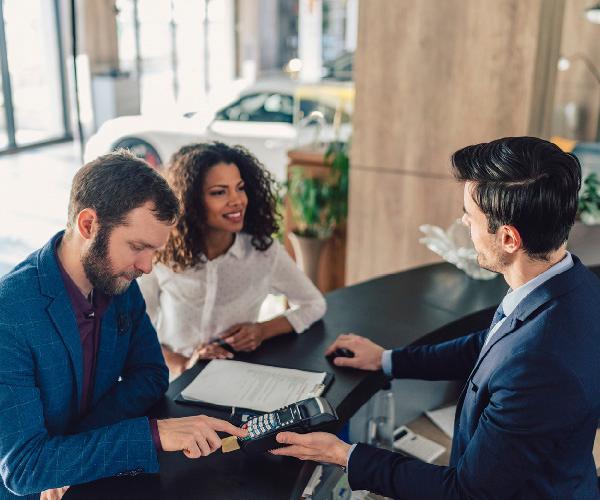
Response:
[[228, 233, 245, 259], [203, 233, 245, 262], [501, 251, 574, 317]]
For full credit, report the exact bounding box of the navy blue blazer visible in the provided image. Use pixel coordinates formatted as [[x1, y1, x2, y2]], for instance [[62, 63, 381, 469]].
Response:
[[0, 232, 169, 498], [349, 256, 600, 499]]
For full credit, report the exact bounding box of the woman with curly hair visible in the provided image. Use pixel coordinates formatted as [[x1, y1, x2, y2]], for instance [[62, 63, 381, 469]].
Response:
[[139, 142, 326, 377]]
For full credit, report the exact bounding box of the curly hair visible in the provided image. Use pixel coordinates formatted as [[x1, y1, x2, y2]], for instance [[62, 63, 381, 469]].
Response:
[[156, 142, 279, 271]]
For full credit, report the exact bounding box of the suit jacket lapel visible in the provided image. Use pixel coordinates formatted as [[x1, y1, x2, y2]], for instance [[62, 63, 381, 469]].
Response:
[[38, 231, 84, 410], [458, 257, 587, 411], [47, 295, 84, 408], [455, 315, 520, 415], [92, 301, 118, 404], [472, 315, 520, 371]]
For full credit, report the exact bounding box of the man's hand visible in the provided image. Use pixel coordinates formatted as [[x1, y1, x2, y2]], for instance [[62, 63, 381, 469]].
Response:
[[40, 486, 69, 500], [186, 343, 233, 369], [325, 334, 385, 371], [157, 415, 247, 458], [270, 432, 351, 466], [221, 323, 265, 352]]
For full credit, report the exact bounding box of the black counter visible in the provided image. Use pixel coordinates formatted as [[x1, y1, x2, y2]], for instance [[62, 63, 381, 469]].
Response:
[[67, 263, 516, 499]]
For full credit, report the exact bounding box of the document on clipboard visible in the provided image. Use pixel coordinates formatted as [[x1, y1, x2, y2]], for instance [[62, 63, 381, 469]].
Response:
[[179, 359, 331, 413]]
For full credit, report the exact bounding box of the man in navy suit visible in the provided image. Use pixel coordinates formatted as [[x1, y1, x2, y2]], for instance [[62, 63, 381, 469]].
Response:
[[0, 151, 246, 499], [273, 137, 600, 499]]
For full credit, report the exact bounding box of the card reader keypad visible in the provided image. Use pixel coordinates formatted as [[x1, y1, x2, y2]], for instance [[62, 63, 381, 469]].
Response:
[[243, 405, 297, 440]]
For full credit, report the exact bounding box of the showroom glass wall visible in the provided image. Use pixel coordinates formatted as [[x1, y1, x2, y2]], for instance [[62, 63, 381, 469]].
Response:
[[116, 0, 237, 116], [0, 0, 71, 152], [114, 0, 353, 117]]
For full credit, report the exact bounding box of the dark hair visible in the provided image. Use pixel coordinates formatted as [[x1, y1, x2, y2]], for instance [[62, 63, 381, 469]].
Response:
[[157, 142, 279, 271], [451, 136, 581, 259], [67, 150, 180, 233]]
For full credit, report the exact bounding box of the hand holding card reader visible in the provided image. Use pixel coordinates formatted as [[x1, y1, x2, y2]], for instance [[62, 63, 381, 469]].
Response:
[[238, 397, 337, 454]]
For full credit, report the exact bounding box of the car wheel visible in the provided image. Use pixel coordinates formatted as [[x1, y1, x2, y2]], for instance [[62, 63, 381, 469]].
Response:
[[112, 138, 162, 169]]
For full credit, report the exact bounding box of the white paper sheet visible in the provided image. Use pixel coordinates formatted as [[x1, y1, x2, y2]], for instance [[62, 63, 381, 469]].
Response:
[[425, 405, 456, 439], [180, 359, 327, 412]]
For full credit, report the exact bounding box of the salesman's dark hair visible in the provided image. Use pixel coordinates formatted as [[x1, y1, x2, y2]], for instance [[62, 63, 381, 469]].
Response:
[[451, 137, 581, 260], [66, 150, 180, 234]]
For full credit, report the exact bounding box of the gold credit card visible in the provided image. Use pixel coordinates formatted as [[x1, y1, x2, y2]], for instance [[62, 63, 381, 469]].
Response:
[[222, 436, 241, 453]]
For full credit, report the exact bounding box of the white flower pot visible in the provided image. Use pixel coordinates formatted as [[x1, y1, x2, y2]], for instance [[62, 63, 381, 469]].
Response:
[[288, 232, 329, 285]]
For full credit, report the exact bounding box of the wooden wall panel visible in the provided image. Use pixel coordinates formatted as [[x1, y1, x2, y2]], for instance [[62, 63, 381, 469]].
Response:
[[346, 169, 463, 284], [352, 0, 547, 175], [347, 0, 564, 284]]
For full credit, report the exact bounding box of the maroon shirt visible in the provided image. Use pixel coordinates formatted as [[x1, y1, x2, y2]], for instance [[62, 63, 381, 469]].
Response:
[[55, 240, 163, 450], [55, 243, 111, 414]]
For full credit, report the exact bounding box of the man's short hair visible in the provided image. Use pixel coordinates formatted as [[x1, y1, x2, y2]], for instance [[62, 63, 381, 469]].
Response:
[[451, 136, 581, 259], [67, 150, 180, 232]]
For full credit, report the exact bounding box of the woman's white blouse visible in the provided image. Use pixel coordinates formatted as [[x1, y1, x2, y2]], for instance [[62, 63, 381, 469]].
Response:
[[138, 233, 327, 357]]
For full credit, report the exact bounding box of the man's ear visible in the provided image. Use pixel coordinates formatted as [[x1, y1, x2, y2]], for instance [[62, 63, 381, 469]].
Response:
[[499, 224, 522, 254], [76, 208, 98, 240]]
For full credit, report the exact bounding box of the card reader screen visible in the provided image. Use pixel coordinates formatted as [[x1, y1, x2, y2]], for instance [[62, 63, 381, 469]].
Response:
[[300, 398, 321, 418], [278, 407, 294, 424]]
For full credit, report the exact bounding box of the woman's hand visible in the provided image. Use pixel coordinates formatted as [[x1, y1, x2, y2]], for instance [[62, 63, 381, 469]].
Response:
[[186, 342, 234, 369], [40, 487, 69, 500], [221, 322, 266, 352], [162, 347, 191, 378]]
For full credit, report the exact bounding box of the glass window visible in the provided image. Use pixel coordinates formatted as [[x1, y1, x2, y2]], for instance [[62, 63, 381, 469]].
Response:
[[2, 0, 68, 146], [0, 77, 8, 149]]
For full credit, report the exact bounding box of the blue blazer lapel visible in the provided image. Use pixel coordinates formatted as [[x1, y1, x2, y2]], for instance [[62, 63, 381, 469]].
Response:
[[93, 302, 118, 404], [38, 231, 84, 409], [467, 256, 586, 381]]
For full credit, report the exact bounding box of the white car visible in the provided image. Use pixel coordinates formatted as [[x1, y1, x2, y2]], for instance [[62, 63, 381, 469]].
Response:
[[84, 79, 353, 182]]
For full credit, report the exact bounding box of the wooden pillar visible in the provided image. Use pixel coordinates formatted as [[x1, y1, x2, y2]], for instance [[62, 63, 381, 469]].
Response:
[[346, 0, 565, 284]]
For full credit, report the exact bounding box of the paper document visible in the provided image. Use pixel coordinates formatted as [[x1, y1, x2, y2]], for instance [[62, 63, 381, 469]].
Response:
[[425, 405, 456, 439], [180, 359, 327, 412]]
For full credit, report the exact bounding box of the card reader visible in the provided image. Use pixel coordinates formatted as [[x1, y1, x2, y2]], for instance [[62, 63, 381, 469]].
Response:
[[238, 397, 338, 454]]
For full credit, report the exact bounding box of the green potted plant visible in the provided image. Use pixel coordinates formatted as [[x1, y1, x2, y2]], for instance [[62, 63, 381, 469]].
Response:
[[286, 141, 349, 282], [578, 172, 600, 225], [569, 172, 600, 265]]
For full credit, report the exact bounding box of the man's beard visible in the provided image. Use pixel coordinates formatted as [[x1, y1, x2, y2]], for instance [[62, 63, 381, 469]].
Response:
[[476, 240, 509, 274], [82, 226, 142, 296]]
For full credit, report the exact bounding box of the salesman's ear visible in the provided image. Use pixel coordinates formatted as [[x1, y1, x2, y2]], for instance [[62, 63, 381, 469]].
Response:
[[499, 224, 522, 254], [76, 208, 99, 240]]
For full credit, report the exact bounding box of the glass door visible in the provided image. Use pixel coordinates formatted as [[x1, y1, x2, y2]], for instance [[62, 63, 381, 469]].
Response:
[[0, 0, 70, 151]]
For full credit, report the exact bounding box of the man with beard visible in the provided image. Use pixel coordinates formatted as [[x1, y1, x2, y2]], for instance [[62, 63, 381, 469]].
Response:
[[0, 151, 246, 500], [272, 137, 600, 499]]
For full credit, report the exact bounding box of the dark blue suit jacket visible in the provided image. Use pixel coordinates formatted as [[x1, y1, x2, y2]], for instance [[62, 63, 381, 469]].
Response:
[[0, 232, 169, 498], [349, 256, 600, 499]]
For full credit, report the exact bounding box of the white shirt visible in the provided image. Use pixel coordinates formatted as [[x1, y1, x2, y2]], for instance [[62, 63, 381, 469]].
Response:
[[138, 233, 327, 356]]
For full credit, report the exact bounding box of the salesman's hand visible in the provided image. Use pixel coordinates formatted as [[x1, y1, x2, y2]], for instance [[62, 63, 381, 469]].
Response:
[[221, 322, 265, 352], [270, 432, 351, 467], [40, 486, 69, 500], [325, 333, 385, 371], [157, 415, 248, 459]]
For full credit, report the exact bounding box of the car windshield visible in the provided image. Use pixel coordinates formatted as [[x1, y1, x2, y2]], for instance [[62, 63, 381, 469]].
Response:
[[216, 92, 294, 123], [298, 99, 350, 124]]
